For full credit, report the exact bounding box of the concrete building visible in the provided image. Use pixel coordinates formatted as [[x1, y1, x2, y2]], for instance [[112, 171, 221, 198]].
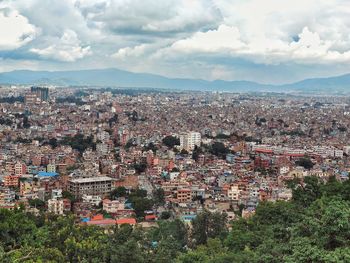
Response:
[[179, 131, 201, 151], [48, 199, 64, 215], [68, 176, 113, 198], [31, 86, 49, 101], [103, 199, 124, 213], [51, 189, 63, 200], [227, 184, 240, 203], [82, 195, 102, 206], [24, 93, 40, 104], [47, 164, 56, 173], [176, 188, 192, 203]]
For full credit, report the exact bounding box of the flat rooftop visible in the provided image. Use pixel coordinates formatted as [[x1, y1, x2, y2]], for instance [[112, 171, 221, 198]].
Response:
[[69, 176, 114, 183]]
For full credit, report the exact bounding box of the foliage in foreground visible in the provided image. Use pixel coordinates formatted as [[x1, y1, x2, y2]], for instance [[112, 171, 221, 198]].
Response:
[[1, 176, 350, 262]]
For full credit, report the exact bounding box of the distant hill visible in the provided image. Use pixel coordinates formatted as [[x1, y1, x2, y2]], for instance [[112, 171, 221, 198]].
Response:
[[282, 74, 350, 93], [0, 68, 349, 93]]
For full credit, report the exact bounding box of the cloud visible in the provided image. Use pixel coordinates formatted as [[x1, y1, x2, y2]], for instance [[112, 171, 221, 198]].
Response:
[[289, 27, 350, 63], [0, 8, 38, 50], [2, 0, 350, 84], [170, 25, 245, 53], [30, 30, 91, 62], [158, 25, 350, 65], [78, 0, 222, 36], [112, 44, 152, 59]]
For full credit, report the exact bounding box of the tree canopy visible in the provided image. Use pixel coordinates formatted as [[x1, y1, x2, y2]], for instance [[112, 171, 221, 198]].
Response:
[[162, 136, 180, 148]]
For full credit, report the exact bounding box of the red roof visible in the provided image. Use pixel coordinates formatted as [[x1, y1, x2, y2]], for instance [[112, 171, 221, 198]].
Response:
[[86, 219, 116, 226], [116, 218, 137, 225], [91, 214, 104, 221]]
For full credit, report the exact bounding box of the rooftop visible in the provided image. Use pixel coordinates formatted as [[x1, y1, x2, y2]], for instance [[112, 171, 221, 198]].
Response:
[[69, 176, 113, 183]]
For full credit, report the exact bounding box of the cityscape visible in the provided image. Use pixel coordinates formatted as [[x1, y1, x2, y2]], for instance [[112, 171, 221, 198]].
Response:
[[1, 0, 350, 262]]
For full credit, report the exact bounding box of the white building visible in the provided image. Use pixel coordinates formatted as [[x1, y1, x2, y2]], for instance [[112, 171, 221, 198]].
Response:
[[334, 149, 344, 158], [97, 143, 110, 155], [227, 185, 240, 202], [82, 195, 102, 206], [48, 199, 64, 215], [103, 199, 124, 213], [51, 189, 62, 200], [179, 132, 201, 151], [97, 131, 110, 142], [47, 163, 56, 173], [279, 166, 290, 175]]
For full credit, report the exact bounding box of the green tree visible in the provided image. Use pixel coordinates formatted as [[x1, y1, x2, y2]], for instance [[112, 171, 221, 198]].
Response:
[[62, 190, 76, 203], [292, 176, 322, 207], [160, 211, 171, 220], [130, 196, 153, 218], [192, 145, 203, 161], [28, 198, 46, 210], [294, 197, 350, 250], [162, 136, 180, 148], [110, 186, 127, 199], [153, 188, 165, 206], [48, 138, 58, 149], [210, 142, 229, 158], [191, 211, 228, 246], [295, 157, 314, 169]]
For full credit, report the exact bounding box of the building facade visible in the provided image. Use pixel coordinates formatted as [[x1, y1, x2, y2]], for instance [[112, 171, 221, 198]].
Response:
[[68, 176, 113, 198]]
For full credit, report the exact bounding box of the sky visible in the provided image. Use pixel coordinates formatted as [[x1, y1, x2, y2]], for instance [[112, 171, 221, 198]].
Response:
[[1, 0, 350, 84]]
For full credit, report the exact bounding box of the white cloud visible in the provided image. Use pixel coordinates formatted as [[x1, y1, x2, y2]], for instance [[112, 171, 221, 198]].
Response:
[[160, 24, 350, 65], [171, 25, 245, 52], [30, 30, 91, 62], [0, 8, 38, 50], [78, 0, 222, 35], [2, 0, 350, 83], [113, 44, 150, 59], [109, 0, 350, 72]]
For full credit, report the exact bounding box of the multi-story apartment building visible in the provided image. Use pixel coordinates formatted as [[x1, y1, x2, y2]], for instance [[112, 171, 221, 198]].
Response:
[[68, 176, 113, 198], [179, 132, 201, 151], [227, 184, 240, 203], [82, 194, 102, 206], [97, 131, 110, 142], [176, 188, 192, 203], [0, 188, 16, 205], [3, 175, 20, 187], [30, 86, 49, 101], [103, 199, 124, 213], [14, 162, 26, 176], [48, 199, 64, 215], [47, 163, 56, 173]]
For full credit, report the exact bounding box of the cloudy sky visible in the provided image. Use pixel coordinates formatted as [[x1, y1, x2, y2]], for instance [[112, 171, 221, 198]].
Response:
[[1, 0, 350, 84]]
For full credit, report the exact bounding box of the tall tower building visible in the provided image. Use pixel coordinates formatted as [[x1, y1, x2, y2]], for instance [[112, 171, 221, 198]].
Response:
[[30, 86, 49, 102]]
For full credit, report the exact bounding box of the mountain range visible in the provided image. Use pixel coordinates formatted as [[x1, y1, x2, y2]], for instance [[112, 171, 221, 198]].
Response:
[[0, 68, 350, 94]]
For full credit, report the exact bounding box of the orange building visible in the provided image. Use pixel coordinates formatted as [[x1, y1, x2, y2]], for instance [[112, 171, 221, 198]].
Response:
[[4, 175, 20, 187], [176, 189, 192, 203]]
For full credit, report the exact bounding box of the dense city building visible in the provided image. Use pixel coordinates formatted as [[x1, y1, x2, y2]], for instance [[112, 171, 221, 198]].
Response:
[[0, 85, 349, 228]]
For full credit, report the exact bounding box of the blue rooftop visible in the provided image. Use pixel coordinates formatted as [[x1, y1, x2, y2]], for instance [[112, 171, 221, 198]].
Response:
[[37, 171, 58, 177], [182, 215, 197, 221]]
